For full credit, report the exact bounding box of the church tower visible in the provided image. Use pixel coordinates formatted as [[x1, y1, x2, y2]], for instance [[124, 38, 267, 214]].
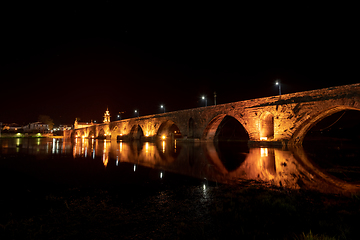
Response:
[[103, 108, 111, 123]]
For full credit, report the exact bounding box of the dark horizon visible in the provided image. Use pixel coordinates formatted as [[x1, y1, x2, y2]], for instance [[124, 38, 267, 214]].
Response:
[[1, 2, 358, 125]]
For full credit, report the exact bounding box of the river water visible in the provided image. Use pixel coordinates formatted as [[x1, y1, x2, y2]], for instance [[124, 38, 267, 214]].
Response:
[[1, 137, 359, 194]]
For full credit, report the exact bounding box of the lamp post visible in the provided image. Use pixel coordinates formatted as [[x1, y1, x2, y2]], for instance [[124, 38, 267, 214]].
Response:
[[202, 96, 207, 107], [275, 80, 281, 95], [134, 110, 139, 117], [160, 105, 165, 113]]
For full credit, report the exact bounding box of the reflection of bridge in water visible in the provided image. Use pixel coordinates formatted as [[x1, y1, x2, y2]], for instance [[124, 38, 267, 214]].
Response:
[[72, 138, 360, 194]]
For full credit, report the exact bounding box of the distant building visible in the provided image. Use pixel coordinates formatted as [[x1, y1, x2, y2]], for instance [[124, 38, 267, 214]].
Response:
[[52, 125, 72, 132], [2, 123, 22, 132], [74, 119, 95, 129], [23, 122, 49, 133]]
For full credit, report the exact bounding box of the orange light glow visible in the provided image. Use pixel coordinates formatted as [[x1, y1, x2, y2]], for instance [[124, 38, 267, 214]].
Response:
[[260, 137, 267, 141], [145, 142, 149, 153], [261, 148, 268, 157], [162, 135, 166, 140]]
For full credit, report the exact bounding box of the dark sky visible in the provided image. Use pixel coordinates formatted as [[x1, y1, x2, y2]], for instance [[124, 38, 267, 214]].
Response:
[[1, 2, 358, 125]]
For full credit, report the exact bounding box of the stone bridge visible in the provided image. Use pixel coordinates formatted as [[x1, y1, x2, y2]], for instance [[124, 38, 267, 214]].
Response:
[[64, 83, 360, 146]]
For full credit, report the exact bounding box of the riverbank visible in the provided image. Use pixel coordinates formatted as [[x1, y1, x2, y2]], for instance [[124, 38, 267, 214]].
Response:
[[1, 156, 359, 239], [0, 133, 63, 138]]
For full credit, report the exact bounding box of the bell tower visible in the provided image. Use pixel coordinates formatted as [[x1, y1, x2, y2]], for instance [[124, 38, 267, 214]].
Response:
[[103, 108, 111, 123]]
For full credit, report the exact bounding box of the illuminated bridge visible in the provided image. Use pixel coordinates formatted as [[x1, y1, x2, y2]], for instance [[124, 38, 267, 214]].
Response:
[[64, 83, 360, 146]]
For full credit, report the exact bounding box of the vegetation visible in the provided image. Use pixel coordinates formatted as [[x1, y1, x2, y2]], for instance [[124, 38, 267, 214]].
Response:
[[38, 115, 54, 130]]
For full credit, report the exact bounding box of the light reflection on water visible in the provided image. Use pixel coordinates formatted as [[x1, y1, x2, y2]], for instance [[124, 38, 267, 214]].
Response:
[[1, 137, 359, 194]]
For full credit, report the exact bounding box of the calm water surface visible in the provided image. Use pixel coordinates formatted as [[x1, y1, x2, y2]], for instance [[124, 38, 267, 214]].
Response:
[[1, 137, 359, 194]]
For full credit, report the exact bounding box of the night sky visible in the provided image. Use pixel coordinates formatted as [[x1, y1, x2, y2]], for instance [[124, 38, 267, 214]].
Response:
[[1, 2, 358, 125]]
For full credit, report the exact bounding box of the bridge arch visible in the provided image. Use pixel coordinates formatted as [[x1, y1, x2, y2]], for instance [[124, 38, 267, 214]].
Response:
[[88, 130, 95, 138], [70, 131, 76, 139], [76, 130, 84, 138], [157, 120, 182, 140], [291, 105, 360, 145], [130, 124, 144, 140], [202, 114, 249, 141], [98, 128, 106, 139]]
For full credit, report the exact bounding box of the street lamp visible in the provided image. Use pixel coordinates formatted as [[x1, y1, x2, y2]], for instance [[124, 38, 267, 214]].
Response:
[[160, 105, 165, 113], [275, 80, 281, 95], [134, 110, 139, 117], [202, 96, 207, 107]]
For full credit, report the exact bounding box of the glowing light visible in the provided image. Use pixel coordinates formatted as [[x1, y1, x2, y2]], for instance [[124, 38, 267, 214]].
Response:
[[145, 142, 149, 153], [160, 172, 163, 179], [162, 135, 166, 140], [103, 153, 108, 167], [134, 164, 137, 172], [261, 148, 268, 157], [162, 140, 166, 153], [260, 137, 268, 141]]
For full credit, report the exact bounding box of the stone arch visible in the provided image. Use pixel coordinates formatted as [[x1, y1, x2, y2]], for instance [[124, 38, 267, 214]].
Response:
[[291, 105, 360, 145], [188, 118, 195, 138], [88, 130, 95, 138], [76, 130, 84, 138], [70, 131, 76, 139], [259, 112, 274, 140], [157, 120, 182, 140], [202, 114, 249, 141], [215, 115, 250, 141], [98, 128, 106, 139], [129, 124, 144, 140]]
